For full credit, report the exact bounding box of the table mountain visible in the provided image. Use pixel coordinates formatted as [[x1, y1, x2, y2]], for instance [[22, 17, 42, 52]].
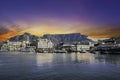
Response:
[[42, 33, 92, 44]]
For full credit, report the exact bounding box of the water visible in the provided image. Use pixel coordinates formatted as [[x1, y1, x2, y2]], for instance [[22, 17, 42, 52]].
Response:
[[0, 52, 120, 80]]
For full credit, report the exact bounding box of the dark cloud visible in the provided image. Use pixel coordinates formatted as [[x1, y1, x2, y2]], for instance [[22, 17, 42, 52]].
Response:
[[0, 24, 10, 35], [0, 24, 23, 34]]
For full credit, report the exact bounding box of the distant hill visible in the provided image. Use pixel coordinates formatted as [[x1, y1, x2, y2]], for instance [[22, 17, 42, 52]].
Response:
[[42, 33, 92, 44], [9, 32, 39, 42]]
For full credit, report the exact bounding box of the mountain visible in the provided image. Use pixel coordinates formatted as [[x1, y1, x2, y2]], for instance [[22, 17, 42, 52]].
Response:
[[8, 32, 92, 44], [9, 32, 39, 42], [42, 33, 92, 44]]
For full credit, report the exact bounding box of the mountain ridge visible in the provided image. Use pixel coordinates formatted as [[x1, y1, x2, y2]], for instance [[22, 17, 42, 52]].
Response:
[[7, 32, 92, 44]]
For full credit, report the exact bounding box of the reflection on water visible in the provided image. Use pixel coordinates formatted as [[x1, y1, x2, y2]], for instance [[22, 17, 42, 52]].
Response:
[[36, 53, 120, 65], [36, 53, 95, 67], [95, 54, 120, 64], [0, 52, 120, 80]]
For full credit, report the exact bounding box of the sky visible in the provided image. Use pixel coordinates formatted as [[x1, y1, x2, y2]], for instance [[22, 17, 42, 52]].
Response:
[[0, 0, 120, 41]]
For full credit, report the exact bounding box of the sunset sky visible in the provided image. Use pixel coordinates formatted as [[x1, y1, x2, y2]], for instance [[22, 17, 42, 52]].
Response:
[[0, 0, 120, 41]]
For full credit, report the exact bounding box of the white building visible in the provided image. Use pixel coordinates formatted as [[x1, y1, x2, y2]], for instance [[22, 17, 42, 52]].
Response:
[[76, 42, 94, 51], [0, 40, 29, 51], [37, 39, 54, 49]]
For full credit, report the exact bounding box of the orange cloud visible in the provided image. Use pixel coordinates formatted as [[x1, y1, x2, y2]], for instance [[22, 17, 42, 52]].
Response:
[[0, 25, 23, 41], [0, 28, 20, 41]]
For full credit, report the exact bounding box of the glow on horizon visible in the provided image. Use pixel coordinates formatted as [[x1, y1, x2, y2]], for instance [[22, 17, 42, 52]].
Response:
[[21, 26, 74, 36], [0, 22, 120, 42]]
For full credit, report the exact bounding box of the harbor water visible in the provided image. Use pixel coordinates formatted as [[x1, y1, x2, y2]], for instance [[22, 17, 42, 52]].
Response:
[[0, 52, 120, 80]]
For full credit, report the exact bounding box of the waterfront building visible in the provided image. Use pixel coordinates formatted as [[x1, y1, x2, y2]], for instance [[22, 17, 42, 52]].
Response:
[[0, 40, 30, 51], [1, 40, 23, 51], [36, 38, 54, 53], [76, 42, 94, 51], [61, 42, 94, 52], [37, 39, 54, 49]]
